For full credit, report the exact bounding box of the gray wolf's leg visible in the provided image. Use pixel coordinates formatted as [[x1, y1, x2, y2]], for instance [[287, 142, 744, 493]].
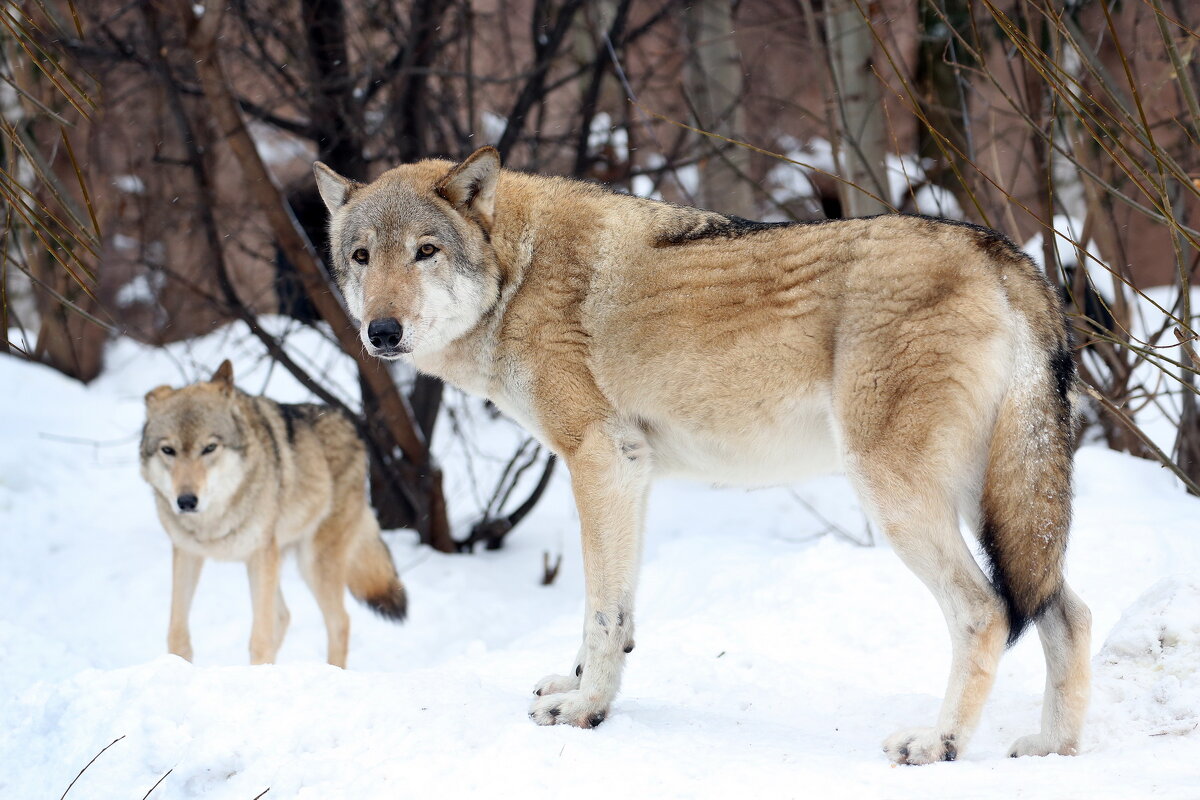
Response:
[[273, 587, 291, 656], [246, 541, 283, 664], [859, 483, 1007, 764], [834, 320, 1017, 762], [167, 546, 204, 662], [1008, 584, 1091, 757], [530, 421, 648, 727], [298, 536, 351, 669]]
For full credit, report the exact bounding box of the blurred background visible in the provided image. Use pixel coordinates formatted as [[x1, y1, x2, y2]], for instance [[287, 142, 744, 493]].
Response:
[[3, 0, 1198, 549]]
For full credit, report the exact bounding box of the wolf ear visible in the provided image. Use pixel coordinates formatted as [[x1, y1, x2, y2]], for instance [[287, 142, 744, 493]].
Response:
[[435, 146, 500, 226], [210, 359, 235, 397], [314, 162, 357, 212], [145, 385, 173, 407]]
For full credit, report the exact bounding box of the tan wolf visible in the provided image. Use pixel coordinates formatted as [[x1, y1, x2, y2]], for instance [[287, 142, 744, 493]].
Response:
[[313, 147, 1090, 762], [139, 360, 406, 667]]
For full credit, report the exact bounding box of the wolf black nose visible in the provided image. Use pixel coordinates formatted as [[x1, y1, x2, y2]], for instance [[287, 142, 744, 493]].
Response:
[[368, 317, 403, 351], [177, 493, 198, 512]]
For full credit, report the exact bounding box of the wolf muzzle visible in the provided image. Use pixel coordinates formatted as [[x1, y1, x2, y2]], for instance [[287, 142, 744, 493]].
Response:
[[366, 317, 409, 358], [176, 492, 199, 513]]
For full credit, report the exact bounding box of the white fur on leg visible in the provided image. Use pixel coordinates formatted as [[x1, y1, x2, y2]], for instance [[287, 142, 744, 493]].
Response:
[[884, 727, 958, 765], [1007, 733, 1076, 758], [533, 673, 580, 696], [1008, 586, 1091, 759], [533, 635, 588, 696]]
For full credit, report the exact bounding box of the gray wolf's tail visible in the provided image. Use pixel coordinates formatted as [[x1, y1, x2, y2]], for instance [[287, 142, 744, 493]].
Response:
[[347, 516, 408, 622], [980, 332, 1076, 646]]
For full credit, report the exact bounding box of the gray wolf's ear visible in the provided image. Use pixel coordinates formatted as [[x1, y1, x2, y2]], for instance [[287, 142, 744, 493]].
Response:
[[210, 359, 235, 396], [145, 385, 173, 407], [435, 146, 500, 226], [314, 161, 357, 212]]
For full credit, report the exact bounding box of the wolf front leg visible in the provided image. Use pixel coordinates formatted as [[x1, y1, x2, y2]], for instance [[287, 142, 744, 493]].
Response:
[[246, 540, 283, 664], [167, 546, 204, 661], [530, 419, 650, 728]]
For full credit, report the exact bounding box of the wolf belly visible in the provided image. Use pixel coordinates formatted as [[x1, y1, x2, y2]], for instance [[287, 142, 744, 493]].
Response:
[[643, 396, 842, 486]]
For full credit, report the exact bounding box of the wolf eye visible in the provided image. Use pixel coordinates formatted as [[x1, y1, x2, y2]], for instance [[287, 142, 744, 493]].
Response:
[[351, 248, 369, 265], [201, 443, 218, 455], [416, 243, 438, 260], [161, 446, 176, 456]]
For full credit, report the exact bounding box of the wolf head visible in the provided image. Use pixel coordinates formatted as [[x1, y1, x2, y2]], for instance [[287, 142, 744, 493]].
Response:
[[140, 360, 247, 516], [313, 147, 503, 360]]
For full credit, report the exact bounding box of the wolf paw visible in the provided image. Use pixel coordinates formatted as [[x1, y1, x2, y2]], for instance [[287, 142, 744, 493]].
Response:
[[883, 727, 958, 765], [532, 672, 581, 697], [168, 643, 193, 662], [1007, 733, 1076, 758], [529, 689, 608, 728]]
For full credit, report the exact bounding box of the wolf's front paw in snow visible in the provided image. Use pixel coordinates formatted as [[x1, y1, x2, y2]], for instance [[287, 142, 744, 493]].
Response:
[[1007, 733, 1076, 758], [529, 689, 608, 728], [883, 727, 958, 765], [168, 641, 193, 662], [533, 672, 581, 697]]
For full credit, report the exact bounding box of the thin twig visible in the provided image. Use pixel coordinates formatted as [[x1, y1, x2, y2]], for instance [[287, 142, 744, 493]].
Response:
[[1081, 382, 1200, 495], [542, 551, 563, 586], [141, 768, 172, 800], [60, 735, 125, 800]]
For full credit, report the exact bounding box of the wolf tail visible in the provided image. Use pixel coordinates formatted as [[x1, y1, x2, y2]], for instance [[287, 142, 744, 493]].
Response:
[[347, 513, 408, 622], [980, 325, 1077, 646]]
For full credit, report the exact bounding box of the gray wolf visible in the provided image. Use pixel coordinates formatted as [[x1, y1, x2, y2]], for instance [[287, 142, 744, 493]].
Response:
[[313, 147, 1090, 762], [139, 360, 406, 667]]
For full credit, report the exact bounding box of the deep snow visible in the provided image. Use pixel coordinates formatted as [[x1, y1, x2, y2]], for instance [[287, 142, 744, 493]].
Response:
[[2, 320, 1198, 799]]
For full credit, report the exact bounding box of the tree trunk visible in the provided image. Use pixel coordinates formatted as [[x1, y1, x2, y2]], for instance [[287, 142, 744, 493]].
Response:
[[824, 0, 890, 217], [914, 0, 973, 210], [683, 0, 755, 217], [177, 0, 453, 550], [31, 259, 105, 382]]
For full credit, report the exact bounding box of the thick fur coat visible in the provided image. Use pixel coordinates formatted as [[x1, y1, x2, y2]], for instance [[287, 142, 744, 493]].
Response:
[[314, 148, 1090, 762], [140, 361, 406, 667]]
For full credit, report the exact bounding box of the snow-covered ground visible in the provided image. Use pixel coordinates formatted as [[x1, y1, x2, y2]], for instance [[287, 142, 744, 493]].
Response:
[[2, 321, 1198, 799]]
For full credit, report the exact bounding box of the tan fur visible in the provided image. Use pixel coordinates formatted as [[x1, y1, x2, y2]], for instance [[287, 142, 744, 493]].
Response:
[[139, 360, 406, 667], [315, 148, 1090, 759]]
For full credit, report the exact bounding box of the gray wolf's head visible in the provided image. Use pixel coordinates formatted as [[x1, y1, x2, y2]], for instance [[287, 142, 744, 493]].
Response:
[[140, 360, 247, 516], [313, 147, 503, 359]]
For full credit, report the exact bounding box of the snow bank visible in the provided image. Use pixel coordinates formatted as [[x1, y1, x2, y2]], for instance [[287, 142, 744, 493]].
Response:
[[1095, 578, 1200, 738]]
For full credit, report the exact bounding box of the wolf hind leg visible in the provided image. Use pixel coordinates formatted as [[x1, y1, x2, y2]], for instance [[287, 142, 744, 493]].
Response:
[[273, 587, 291, 653], [297, 527, 352, 669], [838, 406, 1007, 763], [1008, 584, 1091, 757], [872, 487, 1007, 764]]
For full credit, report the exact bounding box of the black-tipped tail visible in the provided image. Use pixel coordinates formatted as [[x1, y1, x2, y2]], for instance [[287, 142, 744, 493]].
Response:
[[980, 515, 1061, 646], [980, 342, 1074, 647], [362, 583, 408, 622], [348, 532, 408, 625]]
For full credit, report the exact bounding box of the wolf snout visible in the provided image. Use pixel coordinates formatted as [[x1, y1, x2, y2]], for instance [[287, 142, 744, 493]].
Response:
[[176, 493, 199, 513], [366, 317, 408, 356]]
